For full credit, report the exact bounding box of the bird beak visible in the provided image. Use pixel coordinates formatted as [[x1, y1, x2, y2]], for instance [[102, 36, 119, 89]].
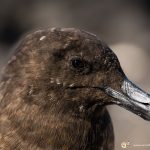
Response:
[[104, 78, 150, 121]]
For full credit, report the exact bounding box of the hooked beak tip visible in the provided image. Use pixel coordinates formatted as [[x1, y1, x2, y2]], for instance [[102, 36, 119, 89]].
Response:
[[104, 78, 150, 121], [122, 78, 150, 104]]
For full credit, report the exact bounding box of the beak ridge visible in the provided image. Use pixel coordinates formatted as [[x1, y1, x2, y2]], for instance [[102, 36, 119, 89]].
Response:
[[104, 78, 150, 121], [122, 79, 150, 104]]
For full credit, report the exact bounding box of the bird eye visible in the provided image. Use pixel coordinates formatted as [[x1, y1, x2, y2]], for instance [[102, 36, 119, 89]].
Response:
[[70, 57, 91, 74], [71, 58, 84, 69]]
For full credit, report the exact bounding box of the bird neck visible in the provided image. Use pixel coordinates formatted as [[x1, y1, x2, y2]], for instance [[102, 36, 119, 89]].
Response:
[[6, 101, 113, 149]]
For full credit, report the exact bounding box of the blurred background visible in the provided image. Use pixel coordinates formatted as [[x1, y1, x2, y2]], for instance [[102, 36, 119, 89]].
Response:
[[0, 0, 150, 149]]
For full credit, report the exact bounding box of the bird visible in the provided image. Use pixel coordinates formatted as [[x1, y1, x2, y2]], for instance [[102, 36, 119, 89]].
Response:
[[0, 27, 150, 150]]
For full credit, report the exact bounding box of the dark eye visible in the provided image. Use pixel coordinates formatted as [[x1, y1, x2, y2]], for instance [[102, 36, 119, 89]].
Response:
[[71, 58, 84, 69], [70, 57, 91, 74]]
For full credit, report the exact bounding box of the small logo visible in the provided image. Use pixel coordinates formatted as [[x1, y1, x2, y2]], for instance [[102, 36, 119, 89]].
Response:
[[121, 141, 130, 149]]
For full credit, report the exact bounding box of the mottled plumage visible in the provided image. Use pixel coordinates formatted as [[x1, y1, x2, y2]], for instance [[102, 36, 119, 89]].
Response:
[[0, 28, 150, 150]]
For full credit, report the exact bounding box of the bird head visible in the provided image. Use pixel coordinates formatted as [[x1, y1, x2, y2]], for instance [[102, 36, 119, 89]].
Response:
[[4, 27, 150, 121]]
